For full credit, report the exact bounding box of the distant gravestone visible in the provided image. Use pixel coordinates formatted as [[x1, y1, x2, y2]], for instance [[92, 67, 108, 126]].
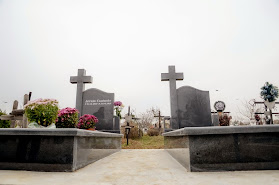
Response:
[[177, 86, 212, 127], [161, 66, 212, 130], [211, 101, 231, 126], [212, 114, 219, 126], [0, 93, 31, 128], [71, 69, 120, 133]]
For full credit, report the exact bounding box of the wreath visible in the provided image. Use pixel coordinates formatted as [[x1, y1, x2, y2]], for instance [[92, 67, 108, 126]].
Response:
[[260, 82, 278, 102]]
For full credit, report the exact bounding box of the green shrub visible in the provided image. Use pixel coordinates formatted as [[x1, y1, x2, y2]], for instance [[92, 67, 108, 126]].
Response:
[[147, 128, 160, 136], [0, 110, 11, 128], [24, 98, 59, 127]]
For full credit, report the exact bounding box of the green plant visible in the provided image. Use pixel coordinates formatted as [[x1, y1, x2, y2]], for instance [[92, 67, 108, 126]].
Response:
[[114, 101, 124, 119], [0, 110, 10, 128], [56, 107, 79, 128], [77, 114, 98, 129], [24, 98, 59, 127], [260, 82, 279, 102]]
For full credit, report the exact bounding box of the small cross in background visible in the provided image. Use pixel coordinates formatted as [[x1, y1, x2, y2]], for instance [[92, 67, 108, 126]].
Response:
[[154, 110, 164, 128]]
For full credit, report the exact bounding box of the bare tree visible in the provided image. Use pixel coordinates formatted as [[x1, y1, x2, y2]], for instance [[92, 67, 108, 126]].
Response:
[[237, 99, 264, 121], [237, 99, 255, 120], [137, 107, 160, 130]]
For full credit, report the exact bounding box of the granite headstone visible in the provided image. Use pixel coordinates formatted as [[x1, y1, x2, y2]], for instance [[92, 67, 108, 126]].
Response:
[[82, 88, 119, 132], [212, 114, 219, 126], [177, 86, 212, 127], [211, 114, 220, 126]]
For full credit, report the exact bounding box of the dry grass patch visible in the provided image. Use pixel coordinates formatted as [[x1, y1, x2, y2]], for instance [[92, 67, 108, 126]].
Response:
[[122, 135, 164, 149]]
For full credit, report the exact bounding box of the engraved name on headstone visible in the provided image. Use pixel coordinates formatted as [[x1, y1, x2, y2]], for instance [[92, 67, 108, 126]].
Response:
[[82, 88, 116, 131]]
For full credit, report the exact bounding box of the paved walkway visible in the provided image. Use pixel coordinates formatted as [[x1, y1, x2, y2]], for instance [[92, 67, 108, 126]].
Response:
[[1, 149, 279, 185]]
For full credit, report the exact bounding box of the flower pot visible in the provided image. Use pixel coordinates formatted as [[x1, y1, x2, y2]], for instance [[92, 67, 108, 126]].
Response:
[[86, 128, 96, 131], [264, 100, 276, 109]]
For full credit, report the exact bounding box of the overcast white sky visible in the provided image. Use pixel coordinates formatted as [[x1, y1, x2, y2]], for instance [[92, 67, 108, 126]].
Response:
[[0, 0, 279, 121]]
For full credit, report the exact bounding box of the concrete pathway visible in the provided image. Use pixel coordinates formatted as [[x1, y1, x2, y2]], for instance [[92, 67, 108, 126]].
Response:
[[0, 149, 279, 185]]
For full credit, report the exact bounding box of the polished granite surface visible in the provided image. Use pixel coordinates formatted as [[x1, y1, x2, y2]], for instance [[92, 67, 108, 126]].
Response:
[[163, 125, 279, 136], [164, 125, 279, 172], [75, 136, 121, 170], [0, 128, 122, 137], [0, 129, 122, 172]]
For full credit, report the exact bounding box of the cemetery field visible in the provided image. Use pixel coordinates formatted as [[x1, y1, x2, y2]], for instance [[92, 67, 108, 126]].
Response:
[[122, 135, 164, 149]]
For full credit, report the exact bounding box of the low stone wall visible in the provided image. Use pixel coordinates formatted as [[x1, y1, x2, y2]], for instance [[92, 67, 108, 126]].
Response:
[[0, 128, 122, 172], [163, 125, 279, 172]]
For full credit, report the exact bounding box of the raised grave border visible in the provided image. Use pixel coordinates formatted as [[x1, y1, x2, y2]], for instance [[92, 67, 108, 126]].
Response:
[[0, 128, 122, 172], [163, 125, 279, 172]]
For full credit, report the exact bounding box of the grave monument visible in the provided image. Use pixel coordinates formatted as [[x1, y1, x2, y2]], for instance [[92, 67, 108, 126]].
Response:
[[0, 93, 31, 128], [70, 69, 120, 133], [211, 101, 231, 126], [161, 66, 212, 130], [162, 68, 279, 172]]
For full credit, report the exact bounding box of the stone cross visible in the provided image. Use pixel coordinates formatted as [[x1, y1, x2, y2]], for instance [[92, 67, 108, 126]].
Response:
[[121, 106, 134, 145], [70, 69, 92, 116], [161, 66, 183, 129], [10, 100, 19, 128], [22, 94, 29, 128]]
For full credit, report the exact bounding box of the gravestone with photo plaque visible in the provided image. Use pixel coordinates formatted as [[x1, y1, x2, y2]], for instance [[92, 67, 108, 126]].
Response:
[[211, 101, 231, 126]]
